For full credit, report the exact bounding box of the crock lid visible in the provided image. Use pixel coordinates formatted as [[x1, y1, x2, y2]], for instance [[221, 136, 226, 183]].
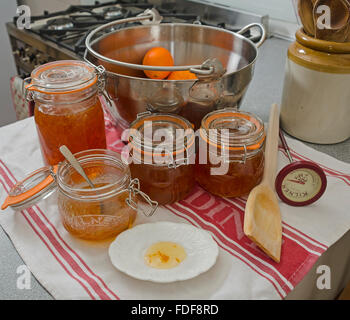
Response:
[[200, 109, 265, 151], [1, 166, 58, 210], [27, 60, 97, 94], [129, 113, 195, 156]]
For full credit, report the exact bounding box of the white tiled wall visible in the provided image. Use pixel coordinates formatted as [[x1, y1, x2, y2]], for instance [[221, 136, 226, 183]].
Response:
[[207, 0, 298, 23], [204, 0, 299, 39]]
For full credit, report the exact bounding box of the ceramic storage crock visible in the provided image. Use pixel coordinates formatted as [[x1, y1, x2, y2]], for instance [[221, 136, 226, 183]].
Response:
[[281, 29, 350, 144]]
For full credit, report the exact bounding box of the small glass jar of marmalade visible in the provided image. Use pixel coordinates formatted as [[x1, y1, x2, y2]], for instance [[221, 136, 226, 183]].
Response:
[[127, 112, 196, 205], [196, 109, 265, 198], [25, 60, 106, 166], [1, 149, 158, 241], [57, 149, 157, 241]]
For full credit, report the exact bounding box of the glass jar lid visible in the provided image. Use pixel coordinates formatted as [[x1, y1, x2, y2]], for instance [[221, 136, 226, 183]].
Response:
[[129, 112, 195, 157], [1, 166, 58, 210], [27, 60, 97, 94], [200, 109, 265, 151]]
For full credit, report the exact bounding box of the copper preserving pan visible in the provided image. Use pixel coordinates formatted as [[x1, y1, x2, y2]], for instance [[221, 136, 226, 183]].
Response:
[[85, 9, 266, 129]]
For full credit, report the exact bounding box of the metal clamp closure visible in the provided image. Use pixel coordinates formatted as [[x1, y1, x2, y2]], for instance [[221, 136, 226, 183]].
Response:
[[49, 167, 57, 181], [125, 178, 158, 217], [23, 77, 34, 102], [219, 144, 248, 164], [95, 65, 106, 95], [89, 63, 119, 122], [136, 111, 152, 119], [166, 148, 191, 169]]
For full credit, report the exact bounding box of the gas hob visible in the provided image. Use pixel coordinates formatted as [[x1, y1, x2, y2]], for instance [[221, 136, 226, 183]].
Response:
[[7, 0, 268, 78]]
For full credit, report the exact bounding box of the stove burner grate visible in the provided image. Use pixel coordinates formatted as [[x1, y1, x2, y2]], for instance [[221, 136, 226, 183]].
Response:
[[17, 1, 257, 57], [46, 18, 74, 31], [103, 5, 128, 20]]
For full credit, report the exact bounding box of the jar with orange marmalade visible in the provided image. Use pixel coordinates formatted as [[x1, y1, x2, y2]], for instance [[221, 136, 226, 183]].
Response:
[[1, 149, 158, 241], [196, 109, 265, 198], [25, 60, 106, 166], [128, 112, 196, 205]]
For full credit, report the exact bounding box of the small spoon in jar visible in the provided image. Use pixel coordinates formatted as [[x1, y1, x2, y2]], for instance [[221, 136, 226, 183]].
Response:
[[59, 145, 105, 215], [59, 145, 96, 189]]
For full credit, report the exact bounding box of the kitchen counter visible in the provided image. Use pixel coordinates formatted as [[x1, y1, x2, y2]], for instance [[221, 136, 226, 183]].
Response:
[[0, 36, 349, 300]]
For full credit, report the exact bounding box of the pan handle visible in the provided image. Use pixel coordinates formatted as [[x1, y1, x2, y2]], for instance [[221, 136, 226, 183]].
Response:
[[85, 8, 165, 69], [86, 8, 162, 49], [85, 8, 212, 73], [237, 23, 267, 48]]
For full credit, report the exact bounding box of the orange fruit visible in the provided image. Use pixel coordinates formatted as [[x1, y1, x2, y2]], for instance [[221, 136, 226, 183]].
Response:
[[167, 70, 197, 80], [142, 47, 174, 79]]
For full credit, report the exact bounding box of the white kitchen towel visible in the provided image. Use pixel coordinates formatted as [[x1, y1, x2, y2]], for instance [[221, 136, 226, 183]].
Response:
[[0, 116, 349, 300]]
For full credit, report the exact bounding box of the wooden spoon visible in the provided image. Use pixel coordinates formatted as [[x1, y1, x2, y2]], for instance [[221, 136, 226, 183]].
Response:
[[313, 0, 350, 42], [243, 104, 282, 263], [298, 0, 318, 37]]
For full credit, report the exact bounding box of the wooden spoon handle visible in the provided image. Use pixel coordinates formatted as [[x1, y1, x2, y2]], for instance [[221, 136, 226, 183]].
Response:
[[262, 104, 280, 187], [298, 0, 316, 36]]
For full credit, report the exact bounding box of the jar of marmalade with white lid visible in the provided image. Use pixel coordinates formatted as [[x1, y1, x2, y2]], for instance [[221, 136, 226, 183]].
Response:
[[128, 112, 196, 205], [196, 109, 265, 198]]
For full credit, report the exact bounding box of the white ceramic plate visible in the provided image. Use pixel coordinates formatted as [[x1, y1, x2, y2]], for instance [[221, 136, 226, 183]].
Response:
[[109, 222, 219, 283]]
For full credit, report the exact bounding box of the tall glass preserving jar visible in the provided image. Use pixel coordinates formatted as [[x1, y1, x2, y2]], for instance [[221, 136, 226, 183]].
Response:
[[128, 112, 196, 205], [196, 109, 265, 198], [26, 60, 106, 166]]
